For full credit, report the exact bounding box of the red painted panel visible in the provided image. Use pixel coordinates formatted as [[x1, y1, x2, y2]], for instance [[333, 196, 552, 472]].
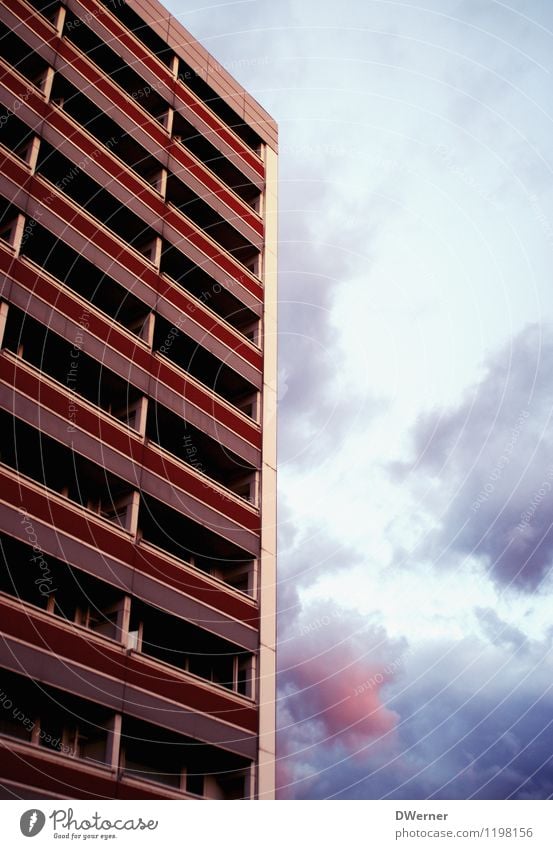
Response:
[[1, 356, 261, 532], [0, 135, 261, 367], [0, 746, 122, 799], [0, 469, 259, 626], [0, 247, 262, 450], [74, 0, 265, 178], [0, 599, 258, 731]]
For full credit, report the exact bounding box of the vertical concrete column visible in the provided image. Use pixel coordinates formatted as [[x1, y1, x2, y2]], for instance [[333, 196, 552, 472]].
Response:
[[0, 302, 9, 348], [105, 713, 122, 770], [170, 54, 180, 79], [10, 214, 26, 255], [116, 594, 132, 644], [42, 67, 55, 101], [54, 4, 66, 36], [26, 136, 41, 173]]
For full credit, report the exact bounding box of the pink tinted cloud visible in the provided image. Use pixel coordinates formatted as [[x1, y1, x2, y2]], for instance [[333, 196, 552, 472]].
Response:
[[287, 643, 399, 747], [278, 629, 400, 798], [280, 607, 401, 755]]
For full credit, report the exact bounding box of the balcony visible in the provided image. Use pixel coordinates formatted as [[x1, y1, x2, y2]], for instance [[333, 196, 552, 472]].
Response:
[[48, 71, 263, 246], [152, 312, 259, 419], [66, 0, 264, 178], [32, 138, 263, 305], [0, 237, 262, 460], [0, 357, 260, 553], [0, 19, 51, 92], [0, 533, 255, 697], [0, 463, 260, 623], [0, 409, 139, 532], [146, 399, 257, 505], [0, 668, 252, 798], [0, 593, 258, 744]]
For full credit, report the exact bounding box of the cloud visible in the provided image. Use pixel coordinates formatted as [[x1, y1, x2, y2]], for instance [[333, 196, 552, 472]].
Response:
[[277, 596, 404, 798], [391, 324, 553, 590], [278, 324, 553, 799], [280, 632, 553, 799]]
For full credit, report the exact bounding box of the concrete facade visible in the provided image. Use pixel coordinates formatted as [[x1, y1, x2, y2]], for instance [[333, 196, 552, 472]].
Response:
[[0, 0, 277, 800]]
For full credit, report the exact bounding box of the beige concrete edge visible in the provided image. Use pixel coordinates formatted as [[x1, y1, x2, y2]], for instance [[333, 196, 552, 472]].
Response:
[[257, 143, 278, 800]]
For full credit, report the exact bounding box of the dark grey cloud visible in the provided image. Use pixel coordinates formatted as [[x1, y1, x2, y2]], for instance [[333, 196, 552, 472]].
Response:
[[475, 607, 528, 652], [390, 324, 553, 590], [280, 632, 553, 799]]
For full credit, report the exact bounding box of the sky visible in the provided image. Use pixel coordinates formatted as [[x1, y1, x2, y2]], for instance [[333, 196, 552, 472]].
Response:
[[165, 0, 553, 799]]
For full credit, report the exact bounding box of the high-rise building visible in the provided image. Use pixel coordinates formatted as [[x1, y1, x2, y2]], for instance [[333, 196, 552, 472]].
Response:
[[0, 0, 277, 800]]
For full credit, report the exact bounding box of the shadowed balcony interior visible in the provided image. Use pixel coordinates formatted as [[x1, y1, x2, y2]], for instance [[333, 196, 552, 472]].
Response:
[[0, 533, 123, 624], [49, 74, 166, 185], [0, 22, 50, 89], [152, 313, 258, 413], [25, 0, 61, 23], [176, 56, 262, 152], [165, 172, 258, 263], [0, 197, 23, 246], [20, 222, 152, 338], [0, 412, 136, 527], [158, 243, 260, 333], [0, 670, 112, 764], [146, 399, 256, 500], [138, 492, 256, 593], [121, 716, 250, 797], [63, 14, 172, 126], [130, 599, 253, 695], [0, 534, 253, 695], [97, 0, 174, 66], [171, 109, 261, 206], [1, 306, 143, 422], [34, 141, 159, 254], [0, 114, 35, 161]]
